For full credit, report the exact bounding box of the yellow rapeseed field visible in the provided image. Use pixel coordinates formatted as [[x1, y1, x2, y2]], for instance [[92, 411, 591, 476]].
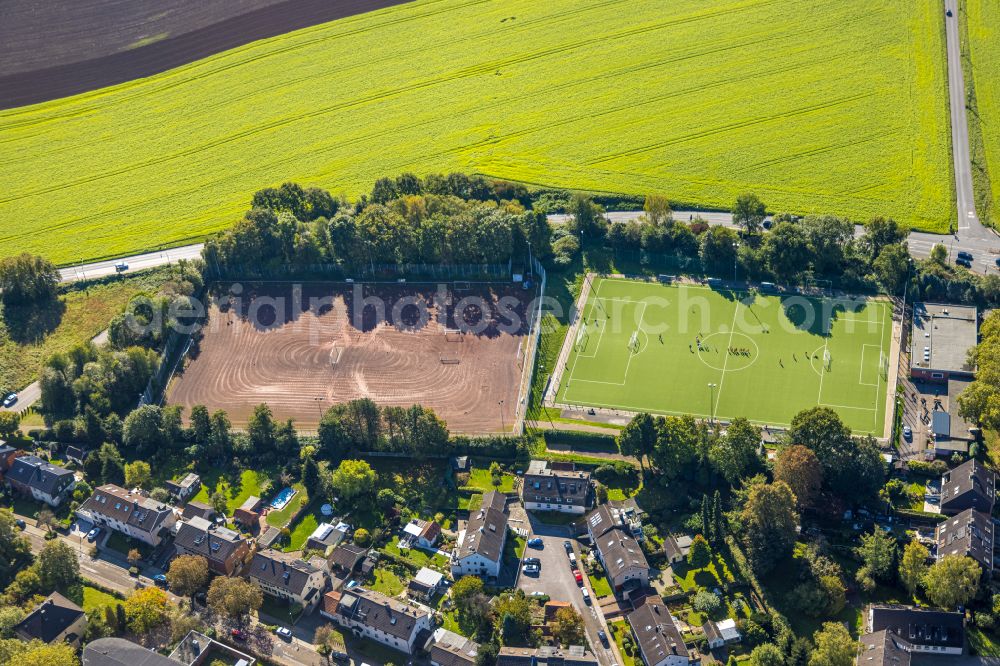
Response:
[[0, 0, 953, 264], [966, 0, 1000, 226]]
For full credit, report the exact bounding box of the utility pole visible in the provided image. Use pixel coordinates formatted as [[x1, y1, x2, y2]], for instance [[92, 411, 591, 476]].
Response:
[[707, 383, 717, 424]]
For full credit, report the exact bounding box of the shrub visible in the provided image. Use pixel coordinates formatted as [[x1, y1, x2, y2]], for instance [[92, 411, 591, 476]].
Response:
[[693, 590, 722, 615], [907, 460, 948, 476]]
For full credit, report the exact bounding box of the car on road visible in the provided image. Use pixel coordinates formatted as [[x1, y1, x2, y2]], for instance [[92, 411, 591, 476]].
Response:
[[956, 257, 972, 268], [527, 538, 543, 548], [581, 588, 591, 604], [902, 425, 912, 441], [568, 551, 576, 566], [231, 628, 247, 641], [573, 569, 583, 584], [2, 393, 17, 408], [114, 262, 129, 273], [529, 591, 547, 597], [14, 519, 25, 530], [995, 257, 1000, 268], [86, 527, 101, 542], [275, 627, 293, 640], [153, 574, 168, 588], [331, 651, 350, 662], [522, 563, 540, 575], [958, 251, 973, 261], [598, 630, 609, 647], [946, 8, 953, 16], [563, 540, 572, 552], [523, 556, 540, 566]]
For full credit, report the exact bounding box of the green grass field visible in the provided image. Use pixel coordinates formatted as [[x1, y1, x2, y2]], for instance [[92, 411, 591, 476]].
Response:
[[966, 0, 1000, 226], [555, 278, 892, 434], [0, 0, 952, 265]]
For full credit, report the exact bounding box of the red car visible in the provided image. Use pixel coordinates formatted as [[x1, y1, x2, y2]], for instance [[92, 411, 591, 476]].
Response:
[[231, 628, 247, 641], [573, 569, 583, 584]]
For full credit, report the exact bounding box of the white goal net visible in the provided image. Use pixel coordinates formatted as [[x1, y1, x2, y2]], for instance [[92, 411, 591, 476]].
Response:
[[627, 330, 639, 353]]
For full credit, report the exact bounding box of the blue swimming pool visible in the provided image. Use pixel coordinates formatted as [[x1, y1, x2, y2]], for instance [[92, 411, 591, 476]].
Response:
[[270, 487, 297, 510]]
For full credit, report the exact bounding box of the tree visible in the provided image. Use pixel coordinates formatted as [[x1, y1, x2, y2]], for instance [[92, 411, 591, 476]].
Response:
[[552, 606, 585, 646], [899, 540, 930, 596], [712, 490, 725, 542], [330, 459, 376, 500], [872, 243, 910, 295], [856, 529, 897, 586], [37, 540, 79, 591], [650, 414, 700, 480], [35, 509, 56, 534], [617, 412, 657, 472], [693, 589, 722, 615], [0, 253, 59, 306], [924, 555, 981, 609], [733, 193, 767, 235], [166, 555, 209, 599], [0, 639, 79, 666], [860, 217, 908, 261], [127, 549, 142, 567], [248, 404, 276, 454], [302, 454, 322, 495], [210, 490, 228, 517], [773, 445, 821, 509], [700, 225, 740, 274], [643, 194, 672, 225], [749, 644, 785, 666], [809, 623, 857, 666], [125, 587, 169, 635], [452, 576, 485, 607], [122, 405, 165, 453], [709, 417, 763, 485], [209, 410, 232, 458], [207, 576, 263, 621], [489, 462, 503, 489], [0, 413, 19, 439], [789, 407, 884, 501], [0, 606, 25, 639], [493, 591, 533, 643], [353, 528, 371, 547], [688, 534, 712, 569], [763, 223, 812, 282], [189, 404, 211, 444], [739, 480, 799, 575], [124, 460, 152, 489]]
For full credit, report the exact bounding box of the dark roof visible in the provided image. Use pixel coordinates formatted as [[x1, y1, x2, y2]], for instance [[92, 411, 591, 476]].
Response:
[[933, 412, 952, 439], [174, 517, 244, 564], [458, 490, 508, 564], [663, 535, 684, 560], [857, 630, 912, 666], [65, 445, 89, 463], [703, 620, 722, 644], [523, 460, 591, 506], [328, 543, 368, 572], [941, 459, 995, 512], [431, 642, 478, 666], [181, 500, 215, 520], [7, 455, 74, 496], [936, 508, 994, 570], [595, 527, 649, 578], [627, 598, 689, 664], [869, 606, 964, 649], [82, 637, 179, 666], [497, 645, 598, 666], [14, 592, 84, 644], [249, 549, 321, 595], [78, 485, 173, 536], [334, 587, 430, 640]]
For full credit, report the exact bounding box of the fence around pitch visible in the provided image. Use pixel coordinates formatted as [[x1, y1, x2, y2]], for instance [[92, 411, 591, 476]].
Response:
[[512, 256, 546, 435]]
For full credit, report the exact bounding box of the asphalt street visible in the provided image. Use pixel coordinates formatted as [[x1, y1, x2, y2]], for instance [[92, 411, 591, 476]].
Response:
[[944, 0, 979, 233]]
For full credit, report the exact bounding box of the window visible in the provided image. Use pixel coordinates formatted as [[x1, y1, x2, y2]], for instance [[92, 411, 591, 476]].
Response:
[[932, 372, 944, 379]]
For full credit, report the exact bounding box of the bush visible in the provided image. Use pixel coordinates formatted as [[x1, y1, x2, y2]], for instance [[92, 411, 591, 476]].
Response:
[[592, 461, 639, 486], [908, 460, 948, 476], [354, 528, 371, 547], [693, 590, 722, 616], [542, 429, 618, 451]]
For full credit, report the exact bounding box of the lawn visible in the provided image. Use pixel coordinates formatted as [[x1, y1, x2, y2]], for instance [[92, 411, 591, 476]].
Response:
[[81, 585, 122, 614], [556, 278, 893, 434], [383, 535, 450, 570], [588, 571, 613, 598], [191, 469, 269, 516], [0, 268, 180, 394], [672, 557, 736, 593], [965, 0, 1000, 227], [370, 568, 405, 597], [0, 0, 954, 266], [265, 483, 308, 528], [609, 620, 637, 666], [283, 503, 324, 552], [466, 468, 516, 493]]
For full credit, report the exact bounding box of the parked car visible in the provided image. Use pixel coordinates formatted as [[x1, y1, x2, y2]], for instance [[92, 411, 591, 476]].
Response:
[[581, 588, 591, 604], [563, 540, 572, 552], [958, 250, 973, 261], [573, 569, 583, 584], [523, 557, 540, 566], [14, 519, 25, 530], [86, 527, 101, 542], [331, 651, 350, 662], [994, 257, 1000, 268], [522, 564, 540, 575], [275, 627, 293, 640], [598, 630, 609, 647], [529, 591, 547, 597], [568, 552, 576, 566], [153, 574, 168, 588], [231, 628, 247, 641], [957, 257, 972, 268], [527, 537, 543, 548], [902, 425, 912, 440], [2, 393, 16, 408]]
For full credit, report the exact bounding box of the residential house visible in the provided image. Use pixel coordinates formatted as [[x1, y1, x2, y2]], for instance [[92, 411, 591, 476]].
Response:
[[323, 586, 433, 655], [83, 637, 181, 666], [407, 567, 444, 601], [587, 504, 650, 593], [233, 495, 262, 527], [940, 459, 995, 515], [328, 542, 368, 577], [76, 484, 176, 546], [934, 508, 993, 572], [703, 619, 741, 650], [497, 646, 598, 666], [627, 598, 692, 666], [248, 549, 327, 611], [866, 606, 964, 656], [428, 627, 479, 666], [856, 630, 913, 666], [5, 455, 75, 507], [403, 518, 442, 549], [64, 445, 90, 466], [0, 443, 19, 479], [181, 500, 216, 521], [169, 629, 257, 665], [307, 522, 349, 554], [663, 535, 692, 565], [174, 516, 250, 576], [452, 490, 508, 579], [521, 460, 591, 514], [164, 473, 201, 503], [15, 592, 87, 647]]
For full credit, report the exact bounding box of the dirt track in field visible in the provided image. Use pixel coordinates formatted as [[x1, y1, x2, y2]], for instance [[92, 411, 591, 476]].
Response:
[[167, 283, 530, 434], [0, 0, 410, 109]]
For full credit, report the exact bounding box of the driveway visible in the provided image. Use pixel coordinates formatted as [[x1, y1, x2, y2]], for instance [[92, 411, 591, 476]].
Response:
[[516, 512, 621, 666]]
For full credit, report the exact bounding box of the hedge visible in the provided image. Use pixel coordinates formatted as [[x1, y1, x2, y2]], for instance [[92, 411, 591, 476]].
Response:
[[907, 460, 948, 477], [541, 429, 618, 452]]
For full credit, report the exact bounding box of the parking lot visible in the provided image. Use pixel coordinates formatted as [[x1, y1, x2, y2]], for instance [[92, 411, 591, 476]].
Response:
[[515, 512, 619, 666]]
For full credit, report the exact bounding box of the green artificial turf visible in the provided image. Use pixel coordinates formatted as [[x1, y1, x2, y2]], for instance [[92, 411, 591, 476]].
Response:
[[555, 277, 892, 434]]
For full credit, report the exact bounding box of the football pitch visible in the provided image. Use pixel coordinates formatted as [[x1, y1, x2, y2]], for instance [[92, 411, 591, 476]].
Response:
[[554, 278, 893, 435]]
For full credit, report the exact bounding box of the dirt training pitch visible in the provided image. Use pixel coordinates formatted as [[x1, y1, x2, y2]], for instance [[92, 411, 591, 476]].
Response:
[[167, 283, 534, 434]]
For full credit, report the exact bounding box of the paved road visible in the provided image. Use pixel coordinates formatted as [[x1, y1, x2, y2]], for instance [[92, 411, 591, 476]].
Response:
[[944, 0, 980, 234], [59, 244, 204, 283]]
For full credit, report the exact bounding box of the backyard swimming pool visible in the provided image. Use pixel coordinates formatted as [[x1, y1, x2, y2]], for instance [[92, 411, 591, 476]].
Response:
[[270, 487, 297, 511]]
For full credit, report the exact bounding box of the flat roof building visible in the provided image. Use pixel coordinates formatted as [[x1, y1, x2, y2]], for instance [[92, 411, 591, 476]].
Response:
[[911, 303, 977, 382]]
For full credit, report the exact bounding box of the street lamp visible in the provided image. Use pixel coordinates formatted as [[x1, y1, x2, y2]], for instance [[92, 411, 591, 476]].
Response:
[[314, 396, 324, 421], [707, 383, 717, 423], [732, 241, 739, 284], [499, 400, 506, 432]]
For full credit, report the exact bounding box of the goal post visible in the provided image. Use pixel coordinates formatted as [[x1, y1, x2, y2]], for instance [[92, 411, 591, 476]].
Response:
[[823, 349, 831, 370], [574, 325, 589, 351], [444, 328, 464, 342], [628, 330, 639, 353]]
